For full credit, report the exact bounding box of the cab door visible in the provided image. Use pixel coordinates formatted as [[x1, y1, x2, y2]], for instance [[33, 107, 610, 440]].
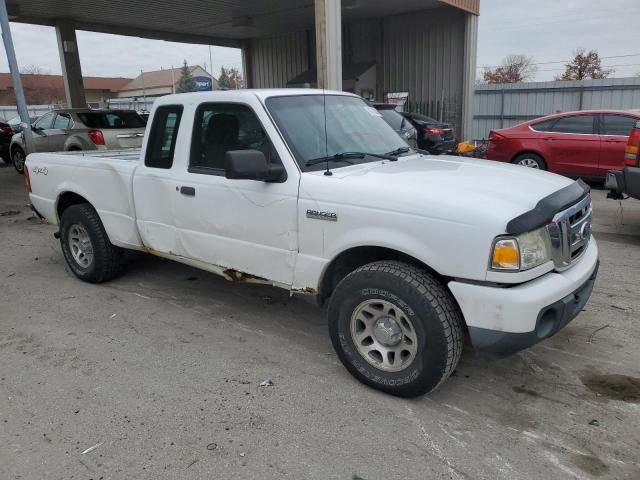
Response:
[[542, 114, 600, 177], [599, 114, 638, 175], [170, 99, 300, 286], [133, 105, 184, 255]]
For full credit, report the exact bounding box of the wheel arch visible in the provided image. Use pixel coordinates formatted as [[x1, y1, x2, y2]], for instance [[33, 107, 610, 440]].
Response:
[[56, 191, 92, 223], [318, 245, 448, 304], [512, 150, 546, 165]]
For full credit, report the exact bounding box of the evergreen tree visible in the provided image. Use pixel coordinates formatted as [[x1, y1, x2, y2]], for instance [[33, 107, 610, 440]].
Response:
[[175, 60, 197, 93]]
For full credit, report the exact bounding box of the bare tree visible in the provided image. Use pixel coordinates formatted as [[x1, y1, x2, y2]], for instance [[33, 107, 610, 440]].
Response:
[[20, 64, 50, 75], [217, 66, 244, 89], [482, 54, 537, 84], [557, 49, 612, 81]]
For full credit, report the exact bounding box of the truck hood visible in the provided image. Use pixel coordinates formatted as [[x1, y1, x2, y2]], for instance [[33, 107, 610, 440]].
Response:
[[301, 154, 574, 233]]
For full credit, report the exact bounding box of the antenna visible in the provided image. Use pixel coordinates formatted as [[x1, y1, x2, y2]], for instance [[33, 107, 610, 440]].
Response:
[[322, 84, 332, 176]]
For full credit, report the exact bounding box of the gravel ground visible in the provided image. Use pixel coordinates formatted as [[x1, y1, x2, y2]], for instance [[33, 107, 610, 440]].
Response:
[[1, 162, 639, 480]]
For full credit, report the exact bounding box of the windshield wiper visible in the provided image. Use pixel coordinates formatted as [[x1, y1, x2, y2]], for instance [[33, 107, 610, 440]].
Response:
[[305, 151, 396, 167], [385, 147, 412, 157]]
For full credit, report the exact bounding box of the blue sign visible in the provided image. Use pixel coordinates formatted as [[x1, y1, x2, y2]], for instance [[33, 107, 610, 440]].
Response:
[[193, 76, 213, 91]]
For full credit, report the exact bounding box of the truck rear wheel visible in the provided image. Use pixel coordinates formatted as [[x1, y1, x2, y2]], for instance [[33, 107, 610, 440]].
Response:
[[59, 204, 124, 283], [327, 261, 463, 397]]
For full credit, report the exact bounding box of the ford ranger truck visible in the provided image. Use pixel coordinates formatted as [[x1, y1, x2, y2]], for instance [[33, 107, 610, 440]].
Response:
[[25, 90, 599, 397]]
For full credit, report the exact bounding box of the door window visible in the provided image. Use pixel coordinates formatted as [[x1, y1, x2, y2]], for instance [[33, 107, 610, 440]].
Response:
[[189, 102, 279, 175], [34, 112, 55, 130], [145, 105, 183, 169], [602, 115, 637, 136], [53, 113, 73, 129], [551, 115, 596, 134]]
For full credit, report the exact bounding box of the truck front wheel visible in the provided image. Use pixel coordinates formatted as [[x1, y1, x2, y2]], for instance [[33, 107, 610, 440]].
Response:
[[327, 261, 463, 397], [59, 204, 124, 283]]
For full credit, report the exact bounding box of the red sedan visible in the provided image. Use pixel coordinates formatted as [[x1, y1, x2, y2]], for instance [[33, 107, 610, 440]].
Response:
[[486, 110, 640, 179]]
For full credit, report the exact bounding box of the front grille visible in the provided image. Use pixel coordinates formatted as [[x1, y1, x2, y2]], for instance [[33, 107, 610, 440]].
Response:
[[547, 194, 592, 271]]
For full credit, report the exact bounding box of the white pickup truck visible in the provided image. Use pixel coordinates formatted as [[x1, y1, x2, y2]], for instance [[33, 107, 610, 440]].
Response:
[[25, 90, 599, 397]]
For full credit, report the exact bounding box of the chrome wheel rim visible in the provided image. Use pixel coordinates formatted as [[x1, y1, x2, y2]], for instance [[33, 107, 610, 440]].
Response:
[[68, 224, 94, 268], [518, 158, 540, 168], [350, 299, 418, 372], [13, 150, 25, 171]]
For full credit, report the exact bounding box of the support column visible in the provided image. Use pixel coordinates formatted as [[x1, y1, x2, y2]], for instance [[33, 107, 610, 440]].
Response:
[[241, 40, 253, 89], [0, 0, 34, 152], [461, 12, 478, 140], [314, 0, 342, 90], [55, 21, 86, 108]]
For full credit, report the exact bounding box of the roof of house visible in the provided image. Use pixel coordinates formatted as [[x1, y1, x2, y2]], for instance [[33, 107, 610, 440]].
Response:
[[0, 73, 132, 92], [119, 65, 218, 92]]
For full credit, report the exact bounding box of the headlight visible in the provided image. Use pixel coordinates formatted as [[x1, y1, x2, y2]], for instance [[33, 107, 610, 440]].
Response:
[[490, 227, 552, 272]]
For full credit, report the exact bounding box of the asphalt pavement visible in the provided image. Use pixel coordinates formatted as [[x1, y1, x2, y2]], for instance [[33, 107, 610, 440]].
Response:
[[1, 162, 639, 480]]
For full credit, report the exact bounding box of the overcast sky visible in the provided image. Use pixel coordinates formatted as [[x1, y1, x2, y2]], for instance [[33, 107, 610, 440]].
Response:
[[0, 0, 639, 82], [0, 23, 243, 78], [478, 0, 640, 80]]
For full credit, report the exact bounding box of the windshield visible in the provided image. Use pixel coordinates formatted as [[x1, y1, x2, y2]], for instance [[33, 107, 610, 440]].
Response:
[[266, 95, 409, 171], [77, 111, 146, 129]]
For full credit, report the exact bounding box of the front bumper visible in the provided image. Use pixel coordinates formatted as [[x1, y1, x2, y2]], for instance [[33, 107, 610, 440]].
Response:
[[449, 239, 598, 357], [605, 167, 640, 200]]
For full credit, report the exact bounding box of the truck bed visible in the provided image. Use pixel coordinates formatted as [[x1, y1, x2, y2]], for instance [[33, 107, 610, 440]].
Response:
[[27, 149, 144, 250]]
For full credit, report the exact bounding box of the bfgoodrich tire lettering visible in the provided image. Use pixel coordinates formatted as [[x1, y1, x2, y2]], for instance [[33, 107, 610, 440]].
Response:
[[59, 203, 124, 283], [328, 261, 464, 397]]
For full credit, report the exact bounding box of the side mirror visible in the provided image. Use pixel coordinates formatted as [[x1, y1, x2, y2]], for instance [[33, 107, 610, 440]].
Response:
[[225, 150, 286, 183]]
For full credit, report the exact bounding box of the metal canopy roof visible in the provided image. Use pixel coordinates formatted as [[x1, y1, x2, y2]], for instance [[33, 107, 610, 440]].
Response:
[[6, 0, 470, 47]]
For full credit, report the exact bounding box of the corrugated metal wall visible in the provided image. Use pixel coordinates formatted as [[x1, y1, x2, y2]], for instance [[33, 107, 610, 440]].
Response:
[[248, 6, 468, 131], [473, 77, 640, 140], [380, 7, 466, 131], [248, 30, 310, 89]]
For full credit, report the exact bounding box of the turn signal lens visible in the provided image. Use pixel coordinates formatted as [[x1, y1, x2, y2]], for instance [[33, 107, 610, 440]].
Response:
[[491, 239, 520, 270]]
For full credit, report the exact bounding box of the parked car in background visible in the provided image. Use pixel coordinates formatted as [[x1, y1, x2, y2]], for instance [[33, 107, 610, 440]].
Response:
[[486, 110, 640, 180], [605, 119, 640, 200], [0, 118, 14, 164], [400, 111, 456, 154], [372, 103, 417, 148], [8, 114, 39, 133], [10, 108, 146, 174]]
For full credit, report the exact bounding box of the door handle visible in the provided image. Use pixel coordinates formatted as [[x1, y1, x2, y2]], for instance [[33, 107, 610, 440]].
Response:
[[179, 186, 196, 196]]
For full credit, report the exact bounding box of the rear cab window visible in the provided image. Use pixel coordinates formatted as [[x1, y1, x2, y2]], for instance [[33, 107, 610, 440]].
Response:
[[145, 105, 183, 169]]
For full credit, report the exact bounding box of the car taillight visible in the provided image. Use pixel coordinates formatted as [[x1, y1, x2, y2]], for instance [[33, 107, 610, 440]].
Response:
[[24, 164, 32, 193], [88, 129, 105, 145], [624, 127, 640, 166], [424, 127, 445, 136], [0, 126, 14, 135], [489, 131, 506, 142]]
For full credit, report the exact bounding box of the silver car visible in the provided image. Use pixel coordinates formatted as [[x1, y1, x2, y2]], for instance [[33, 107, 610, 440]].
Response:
[[10, 108, 146, 174]]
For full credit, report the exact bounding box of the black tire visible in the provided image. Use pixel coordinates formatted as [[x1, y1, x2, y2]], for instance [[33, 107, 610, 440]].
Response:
[[59, 203, 124, 283], [512, 153, 546, 170], [327, 261, 463, 397], [11, 146, 26, 175]]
